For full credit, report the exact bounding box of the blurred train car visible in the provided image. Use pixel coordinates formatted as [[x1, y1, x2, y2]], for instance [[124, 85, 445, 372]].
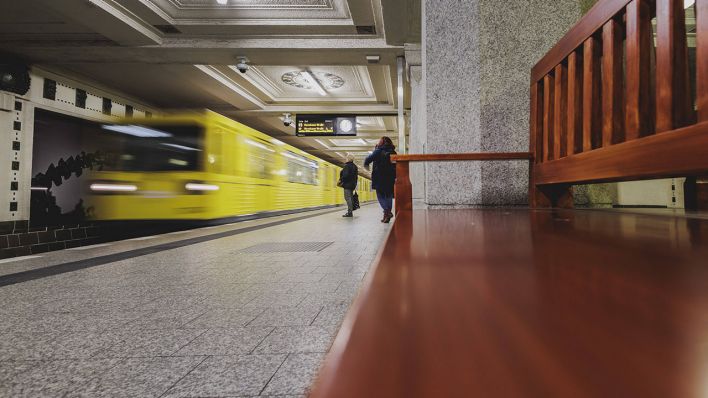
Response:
[[85, 110, 373, 222]]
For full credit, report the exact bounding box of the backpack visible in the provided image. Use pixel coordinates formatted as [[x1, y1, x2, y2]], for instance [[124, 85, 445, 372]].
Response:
[[381, 150, 396, 165], [380, 149, 396, 171]]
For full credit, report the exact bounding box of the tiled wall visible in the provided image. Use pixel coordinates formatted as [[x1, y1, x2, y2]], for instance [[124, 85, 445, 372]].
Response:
[[0, 220, 100, 259]]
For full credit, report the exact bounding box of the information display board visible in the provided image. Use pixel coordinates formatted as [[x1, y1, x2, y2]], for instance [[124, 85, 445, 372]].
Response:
[[296, 115, 357, 136]]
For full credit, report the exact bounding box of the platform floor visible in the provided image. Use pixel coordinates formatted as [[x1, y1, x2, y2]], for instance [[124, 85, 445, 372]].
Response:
[[0, 204, 389, 397]]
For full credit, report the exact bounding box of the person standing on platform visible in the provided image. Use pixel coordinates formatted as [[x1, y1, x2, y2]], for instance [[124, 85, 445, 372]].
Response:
[[364, 136, 396, 223], [339, 153, 358, 218]]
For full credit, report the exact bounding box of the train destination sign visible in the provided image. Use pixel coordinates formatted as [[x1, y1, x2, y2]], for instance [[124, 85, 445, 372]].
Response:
[[296, 115, 357, 137]]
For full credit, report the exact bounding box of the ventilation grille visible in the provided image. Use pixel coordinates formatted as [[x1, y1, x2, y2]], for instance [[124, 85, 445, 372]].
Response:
[[239, 242, 334, 253], [154, 24, 181, 34], [356, 25, 376, 35]]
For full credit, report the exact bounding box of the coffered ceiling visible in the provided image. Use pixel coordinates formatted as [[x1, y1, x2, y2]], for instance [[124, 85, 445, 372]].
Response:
[[0, 0, 418, 168]]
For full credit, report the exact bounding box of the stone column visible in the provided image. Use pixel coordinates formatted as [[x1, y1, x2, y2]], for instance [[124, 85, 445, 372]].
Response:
[[405, 44, 427, 208], [422, 0, 584, 206]]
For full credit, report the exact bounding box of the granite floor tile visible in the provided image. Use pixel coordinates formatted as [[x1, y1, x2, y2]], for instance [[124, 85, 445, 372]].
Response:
[[137, 295, 208, 312], [184, 308, 264, 328], [248, 305, 324, 327], [238, 273, 285, 284], [319, 272, 366, 283], [298, 292, 356, 307], [311, 304, 350, 326], [0, 313, 87, 333], [163, 354, 286, 397], [175, 327, 274, 356], [124, 308, 208, 330], [197, 292, 259, 309], [0, 206, 388, 396], [261, 353, 325, 396], [288, 281, 342, 295], [65, 356, 205, 398], [4, 358, 121, 398], [36, 296, 151, 314], [278, 273, 326, 283], [244, 292, 308, 308], [0, 332, 54, 361], [312, 265, 353, 274], [17, 331, 126, 360], [0, 360, 37, 386], [254, 326, 335, 354], [96, 329, 207, 358]]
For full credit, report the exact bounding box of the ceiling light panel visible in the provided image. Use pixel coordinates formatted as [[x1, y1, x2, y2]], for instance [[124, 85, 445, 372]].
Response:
[[328, 138, 370, 147]]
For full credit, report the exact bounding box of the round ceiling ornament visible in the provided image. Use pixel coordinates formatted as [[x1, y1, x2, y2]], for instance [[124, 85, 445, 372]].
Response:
[[281, 71, 345, 90]]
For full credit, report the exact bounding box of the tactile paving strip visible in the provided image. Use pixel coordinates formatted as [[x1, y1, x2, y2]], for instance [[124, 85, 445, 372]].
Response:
[[239, 241, 334, 253]]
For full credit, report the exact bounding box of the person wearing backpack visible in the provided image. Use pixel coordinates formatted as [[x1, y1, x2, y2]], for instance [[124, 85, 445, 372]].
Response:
[[364, 136, 397, 223], [338, 153, 358, 217]]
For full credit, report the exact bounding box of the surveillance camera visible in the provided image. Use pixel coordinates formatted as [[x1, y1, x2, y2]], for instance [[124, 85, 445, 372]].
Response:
[[235, 57, 250, 74], [236, 63, 249, 74], [282, 113, 293, 127]]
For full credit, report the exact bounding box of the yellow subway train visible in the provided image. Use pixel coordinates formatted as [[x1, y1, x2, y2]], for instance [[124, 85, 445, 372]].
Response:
[[85, 110, 372, 221]]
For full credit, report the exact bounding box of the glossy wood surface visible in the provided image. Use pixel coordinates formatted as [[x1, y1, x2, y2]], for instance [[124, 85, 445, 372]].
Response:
[[602, 18, 625, 146], [697, 0, 708, 122], [534, 121, 708, 185], [553, 64, 568, 158], [655, 0, 693, 132], [392, 153, 533, 162], [582, 37, 602, 152], [530, 81, 544, 164], [310, 209, 708, 398], [566, 50, 583, 156], [625, 0, 653, 140], [543, 74, 555, 161], [393, 160, 412, 213]]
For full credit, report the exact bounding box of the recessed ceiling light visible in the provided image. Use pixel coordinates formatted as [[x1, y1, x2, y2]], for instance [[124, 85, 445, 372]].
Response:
[[217, 0, 228, 4]]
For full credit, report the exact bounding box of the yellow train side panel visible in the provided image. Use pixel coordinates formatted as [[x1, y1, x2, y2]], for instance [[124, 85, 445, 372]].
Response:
[[87, 110, 370, 221]]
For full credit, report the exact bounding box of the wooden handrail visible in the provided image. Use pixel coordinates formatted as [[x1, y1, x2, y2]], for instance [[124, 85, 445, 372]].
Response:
[[392, 152, 532, 162], [392, 152, 533, 213]]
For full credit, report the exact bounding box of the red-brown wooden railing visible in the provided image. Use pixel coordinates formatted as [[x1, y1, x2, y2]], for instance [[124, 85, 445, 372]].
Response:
[[530, 0, 708, 207]]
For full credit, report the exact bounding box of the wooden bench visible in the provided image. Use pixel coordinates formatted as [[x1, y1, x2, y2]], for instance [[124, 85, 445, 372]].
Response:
[[309, 208, 708, 396], [310, 0, 708, 395]]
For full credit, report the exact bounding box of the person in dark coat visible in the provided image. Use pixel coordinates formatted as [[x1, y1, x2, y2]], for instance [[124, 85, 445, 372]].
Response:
[[339, 153, 358, 217], [364, 136, 396, 223]]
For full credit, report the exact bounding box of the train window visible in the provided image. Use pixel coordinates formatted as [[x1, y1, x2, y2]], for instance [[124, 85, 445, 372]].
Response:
[[284, 151, 318, 185], [244, 138, 275, 179], [97, 123, 203, 171]]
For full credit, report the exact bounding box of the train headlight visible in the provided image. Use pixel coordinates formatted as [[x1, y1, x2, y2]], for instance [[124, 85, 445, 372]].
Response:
[[90, 183, 138, 192], [185, 182, 219, 192]]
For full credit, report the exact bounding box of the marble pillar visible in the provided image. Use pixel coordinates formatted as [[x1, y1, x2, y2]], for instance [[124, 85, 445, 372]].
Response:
[[422, 0, 583, 206]]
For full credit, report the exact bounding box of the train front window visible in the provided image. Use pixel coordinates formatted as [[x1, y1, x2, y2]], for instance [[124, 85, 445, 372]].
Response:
[[98, 124, 203, 171]]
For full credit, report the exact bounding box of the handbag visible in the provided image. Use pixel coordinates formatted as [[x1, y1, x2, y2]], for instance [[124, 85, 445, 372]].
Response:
[[353, 191, 360, 210]]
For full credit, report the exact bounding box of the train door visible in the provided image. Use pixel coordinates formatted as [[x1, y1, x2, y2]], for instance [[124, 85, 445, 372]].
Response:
[[242, 136, 276, 214]]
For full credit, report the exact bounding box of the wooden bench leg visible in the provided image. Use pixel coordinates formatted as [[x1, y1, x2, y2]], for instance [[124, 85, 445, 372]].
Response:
[[531, 184, 574, 208], [394, 161, 412, 214]]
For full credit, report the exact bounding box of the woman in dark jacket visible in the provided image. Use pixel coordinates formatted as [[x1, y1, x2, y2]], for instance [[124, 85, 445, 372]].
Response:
[[339, 153, 358, 217], [364, 136, 396, 223]]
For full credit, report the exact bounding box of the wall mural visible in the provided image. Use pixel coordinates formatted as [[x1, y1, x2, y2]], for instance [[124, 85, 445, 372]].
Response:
[[30, 151, 104, 226]]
